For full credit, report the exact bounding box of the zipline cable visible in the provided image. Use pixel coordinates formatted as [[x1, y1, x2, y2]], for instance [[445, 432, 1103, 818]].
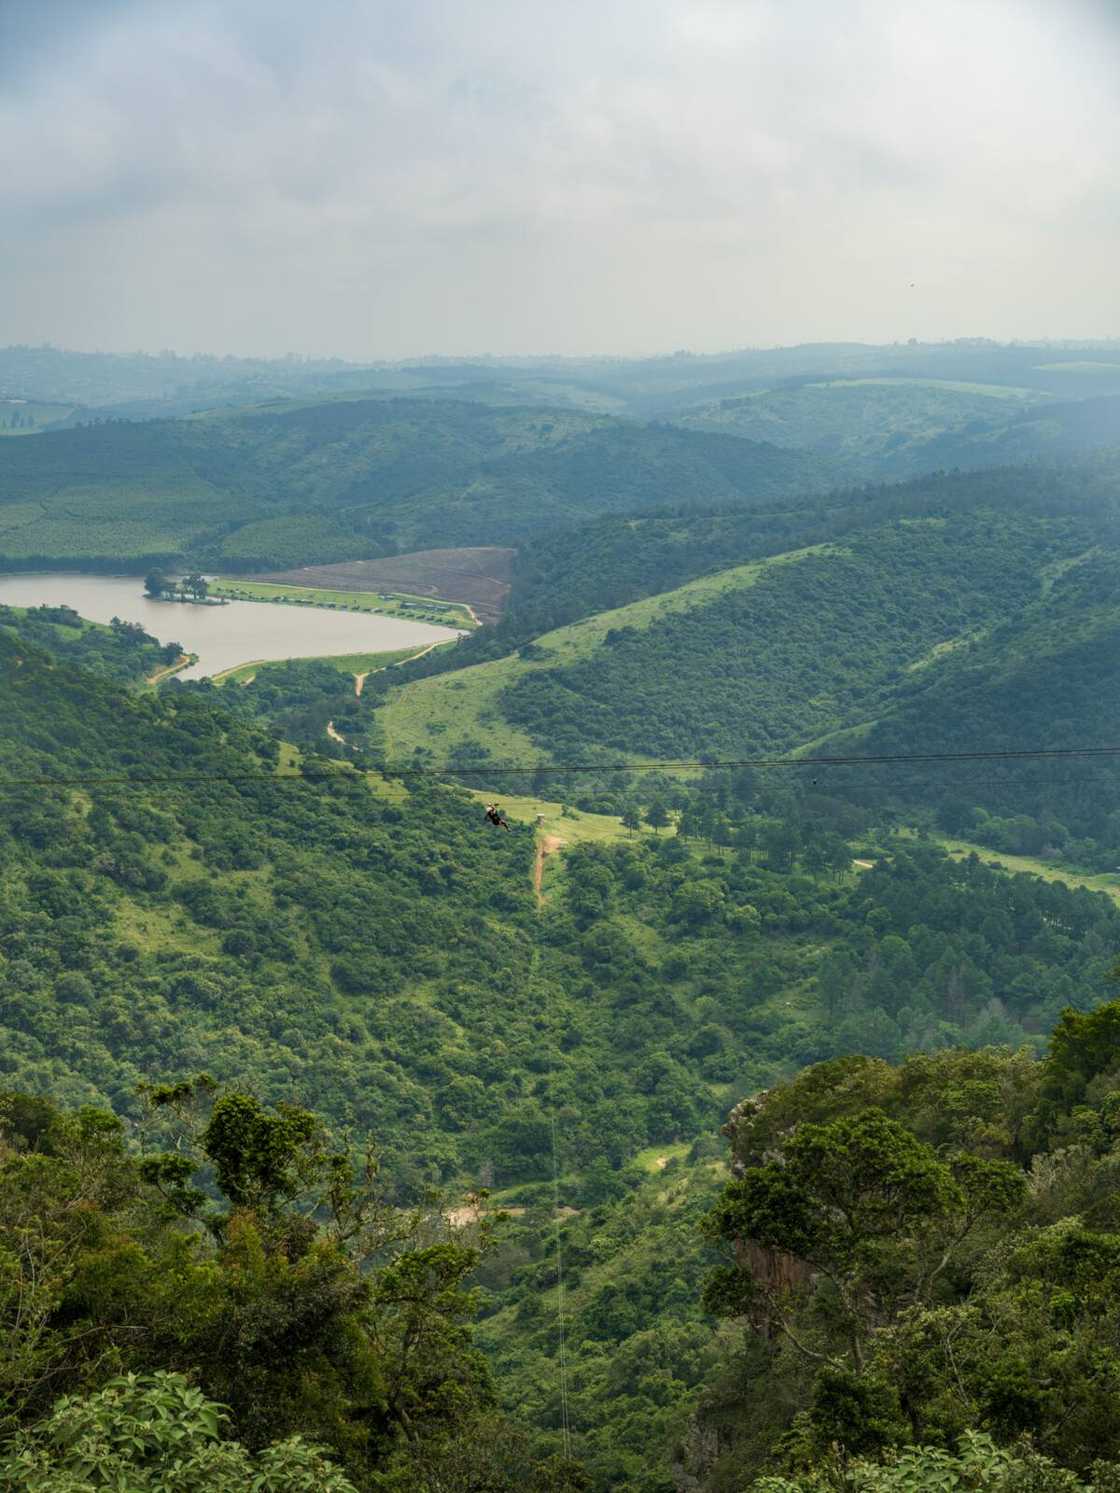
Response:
[[4, 742, 1120, 793]]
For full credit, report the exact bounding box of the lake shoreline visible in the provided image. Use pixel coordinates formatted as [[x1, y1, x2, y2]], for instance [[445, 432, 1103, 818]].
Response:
[[0, 572, 463, 683]]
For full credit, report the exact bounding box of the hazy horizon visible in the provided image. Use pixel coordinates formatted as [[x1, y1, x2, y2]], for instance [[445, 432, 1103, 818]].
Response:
[[4, 0, 1118, 360], [6, 333, 1120, 368]]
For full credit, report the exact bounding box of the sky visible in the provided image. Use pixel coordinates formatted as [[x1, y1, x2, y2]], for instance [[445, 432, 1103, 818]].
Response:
[[3, 0, 1118, 359]]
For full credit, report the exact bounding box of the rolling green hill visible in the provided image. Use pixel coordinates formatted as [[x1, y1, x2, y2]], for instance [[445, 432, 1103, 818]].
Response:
[[676, 381, 1120, 483], [374, 544, 835, 771], [809, 546, 1120, 865], [376, 501, 1112, 771], [0, 396, 826, 571]]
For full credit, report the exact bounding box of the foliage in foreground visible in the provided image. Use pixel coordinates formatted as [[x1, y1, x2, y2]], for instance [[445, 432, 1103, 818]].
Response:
[[0, 1371, 357, 1492], [751, 1430, 1120, 1492], [692, 995, 1120, 1489], [0, 1082, 585, 1491]]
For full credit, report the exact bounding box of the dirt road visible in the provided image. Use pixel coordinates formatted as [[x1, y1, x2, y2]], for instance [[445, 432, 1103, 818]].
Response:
[[354, 638, 450, 697]]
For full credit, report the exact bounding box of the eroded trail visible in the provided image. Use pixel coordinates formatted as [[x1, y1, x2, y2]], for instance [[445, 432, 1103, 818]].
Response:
[[534, 834, 567, 905]]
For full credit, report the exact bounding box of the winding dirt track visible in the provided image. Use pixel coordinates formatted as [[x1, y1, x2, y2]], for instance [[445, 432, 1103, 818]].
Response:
[[354, 638, 448, 697]]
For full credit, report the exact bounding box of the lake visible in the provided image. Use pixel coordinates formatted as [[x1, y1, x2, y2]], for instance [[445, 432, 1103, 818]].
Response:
[[0, 573, 464, 679]]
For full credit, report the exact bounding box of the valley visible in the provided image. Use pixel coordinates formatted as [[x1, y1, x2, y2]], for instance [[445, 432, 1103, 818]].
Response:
[[3, 346, 1120, 1491]]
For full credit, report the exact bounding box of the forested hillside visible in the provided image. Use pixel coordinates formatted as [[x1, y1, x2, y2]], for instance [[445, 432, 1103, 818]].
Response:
[[675, 382, 1120, 484], [499, 513, 1082, 760], [0, 396, 824, 571], [12, 614, 1114, 1184], [0, 601, 182, 682], [815, 546, 1120, 865], [7, 570, 1120, 1486], [370, 453, 1120, 702]]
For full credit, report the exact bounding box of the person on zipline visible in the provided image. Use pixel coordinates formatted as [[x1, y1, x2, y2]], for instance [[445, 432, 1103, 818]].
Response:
[[485, 803, 511, 830]]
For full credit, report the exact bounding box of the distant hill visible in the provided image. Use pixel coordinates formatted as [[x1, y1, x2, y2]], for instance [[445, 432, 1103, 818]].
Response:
[[0, 396, 826, 571], [6, 340, 1120, 430], [675, 382, 1120, 482]]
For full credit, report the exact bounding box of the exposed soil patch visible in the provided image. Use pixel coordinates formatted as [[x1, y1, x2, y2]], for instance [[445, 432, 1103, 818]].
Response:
[[447, 1202, 527, 1228], [252, 546, 516, 625], [534, 834, 567, 903]]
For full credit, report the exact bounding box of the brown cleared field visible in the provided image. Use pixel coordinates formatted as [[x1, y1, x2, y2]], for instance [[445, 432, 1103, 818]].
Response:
[[252, 547, 516, 624]]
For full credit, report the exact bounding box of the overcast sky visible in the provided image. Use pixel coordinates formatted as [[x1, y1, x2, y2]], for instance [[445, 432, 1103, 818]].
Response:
[[3, 0, 1117, 359]]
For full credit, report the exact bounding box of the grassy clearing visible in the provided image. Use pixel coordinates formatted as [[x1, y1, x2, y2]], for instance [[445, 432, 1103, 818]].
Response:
[[471, 793, 624, 843], [209, 577, 475, 629], [632, 1142, 692, 1172], [464, 790, 661, 846], [377, 543, 835, 768], [933, 834, 1120, 905], [905, 630, 982, 673], [115, 897, 223, 957]]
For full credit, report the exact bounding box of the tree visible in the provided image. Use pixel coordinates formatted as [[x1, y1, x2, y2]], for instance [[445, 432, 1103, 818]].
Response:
[[705, 1108, 1024, 1369], [184, 572, 209, 601], [143, 570, 170, 599], [645, 800, 671, 834], [622, 806, 642, 837], [0, 1372, 357, 1492]]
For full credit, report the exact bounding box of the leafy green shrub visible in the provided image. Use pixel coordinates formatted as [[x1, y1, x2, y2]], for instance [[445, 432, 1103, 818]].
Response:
[[0, 1372, 357, 1492]]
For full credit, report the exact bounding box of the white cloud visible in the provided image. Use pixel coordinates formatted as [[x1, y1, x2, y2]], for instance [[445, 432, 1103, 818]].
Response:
[[2, 0, 1117, 355]]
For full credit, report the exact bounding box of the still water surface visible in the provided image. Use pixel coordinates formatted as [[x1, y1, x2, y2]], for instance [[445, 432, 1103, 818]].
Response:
[[0, 573, 463, 679]]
